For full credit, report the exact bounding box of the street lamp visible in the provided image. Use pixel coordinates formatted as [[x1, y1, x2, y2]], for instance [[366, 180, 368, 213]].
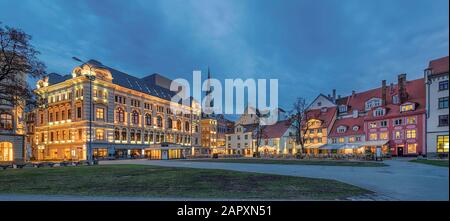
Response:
[[72, 57, 96, 164]]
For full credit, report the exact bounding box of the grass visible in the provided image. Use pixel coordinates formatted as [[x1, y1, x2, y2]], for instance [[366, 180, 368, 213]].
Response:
[[409, 159, 449, 167], [0, 164, 370, 200], [188, 158, 387, 167]]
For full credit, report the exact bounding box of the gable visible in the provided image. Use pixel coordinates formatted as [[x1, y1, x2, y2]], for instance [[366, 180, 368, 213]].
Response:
[[308, 94, 336, 110]]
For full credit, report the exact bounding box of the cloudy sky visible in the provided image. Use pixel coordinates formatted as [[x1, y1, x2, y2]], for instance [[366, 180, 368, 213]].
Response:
[[0, 0, 448, 111]]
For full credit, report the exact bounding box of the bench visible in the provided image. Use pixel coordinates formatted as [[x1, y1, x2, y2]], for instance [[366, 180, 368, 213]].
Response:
[[0, 164, 12, 170]]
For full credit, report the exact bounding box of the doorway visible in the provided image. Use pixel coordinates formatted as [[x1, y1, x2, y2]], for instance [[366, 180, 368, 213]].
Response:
[[397, 146, 404, 157]]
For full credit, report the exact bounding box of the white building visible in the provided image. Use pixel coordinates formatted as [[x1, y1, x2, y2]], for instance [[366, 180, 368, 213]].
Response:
[[425, 56, 449, 157]]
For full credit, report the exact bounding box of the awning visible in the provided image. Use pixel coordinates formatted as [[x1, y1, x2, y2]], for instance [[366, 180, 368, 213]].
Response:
[[353, 140, 389, 148], [305, 143, 325, 149], [319, 144, 345, 150]]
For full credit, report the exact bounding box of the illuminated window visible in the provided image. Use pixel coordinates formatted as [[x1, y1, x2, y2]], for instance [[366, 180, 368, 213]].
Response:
[[437, 135, 449, 153], [406, 129, 416, 139], [395, 131, 402, 139], [369, 133, 377, 140], [116, 108, 125, 123], [114, 128, 120, 141], [406, 117, 416, 124], [96, 108, 105, 120], [407, 143, 417, 154], [338, 137, 345, 143], [400, 104, 414, 112], [177, 120, 182, 130], [77, 107, 82, 118], [185, 122, 190, 132], [121, 129, 127, 141], [379, 132, 388, 140], [96, 129, 104, 140], [369, 122, 377, 128], [0, 113, 13, 129], [0, 142, 13, 161], [349, 137, 355, 142]]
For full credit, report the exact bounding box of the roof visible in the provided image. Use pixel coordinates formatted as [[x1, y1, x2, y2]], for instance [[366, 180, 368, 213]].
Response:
[[306, 106, 337, 127], [261, 120, 292, 139], [46, 60, 179, 102], [427, 56, 449, 76], [329, 116, 365, 137]]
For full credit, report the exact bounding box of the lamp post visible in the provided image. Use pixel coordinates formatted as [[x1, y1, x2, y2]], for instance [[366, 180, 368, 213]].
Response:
[[72, 57, 96, 164]]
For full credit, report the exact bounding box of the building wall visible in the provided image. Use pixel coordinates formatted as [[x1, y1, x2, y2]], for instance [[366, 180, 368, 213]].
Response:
[[425, 73, 449, 156]]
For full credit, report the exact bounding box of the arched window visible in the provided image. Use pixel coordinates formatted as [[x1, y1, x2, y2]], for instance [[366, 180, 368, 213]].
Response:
[[176, 120, 182, 130], [136, 130, 141, 142], [121, 128, 127, 141], [144, 131, 149, 142], [157, 116, 163, 127], [0, 113, 13, 130], [130, 129, 136, 141], [145, 113, 152, 126], [0, 142, 13, 161], [132, 110, 139, 125], [195, 125, 199, 133], [114, 128, 120, 141], [185, 122, 190, 132], [167, 118, 173, 129], [116, 108, 125, 123]]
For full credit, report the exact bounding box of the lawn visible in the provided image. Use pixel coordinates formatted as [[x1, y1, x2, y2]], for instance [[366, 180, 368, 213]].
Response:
[[188, 158, 387, 167], [0, 164, 370, 200], [409, 159, 449, 167]]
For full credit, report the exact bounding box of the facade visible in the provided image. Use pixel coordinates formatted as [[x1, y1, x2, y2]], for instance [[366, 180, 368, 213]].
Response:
[[258, 120, 296, 156], [25, 111, 36, 160], [33, 59, 201, 161], [201, 117, 217, 151], [425, 56, 449, 157], [304, 105, 337, 154], [226, 123, 258, 156], [328, 75, 426, 156]]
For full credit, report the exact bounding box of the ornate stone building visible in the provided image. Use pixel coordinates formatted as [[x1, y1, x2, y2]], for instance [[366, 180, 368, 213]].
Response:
[[33, 59, 201, 161]]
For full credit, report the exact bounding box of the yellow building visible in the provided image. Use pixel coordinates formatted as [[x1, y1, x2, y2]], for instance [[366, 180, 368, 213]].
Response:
[[33, 59, 201, 161], [201, 118, 217, 153]]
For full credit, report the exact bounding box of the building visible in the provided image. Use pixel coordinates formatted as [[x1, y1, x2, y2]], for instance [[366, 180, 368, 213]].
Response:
[[25, 111, 36, 160], [226, 123, 258, 156], [216, 114, 234, 151], [425, 56, 449, 157], [33, 59, 201, 161], [304, 105, 337, 155], [257, 120, 296, 156], [328, 75, 426, 156], [201, 117, 217, 152]]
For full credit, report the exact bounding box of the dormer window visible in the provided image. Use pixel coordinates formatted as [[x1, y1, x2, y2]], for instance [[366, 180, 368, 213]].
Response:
[[365, 98, 382, 111], [352, 125, 359, 131], [400, 103, 415, 112], [339, 105, 347, 113], [373, 108, 386, 117], [321, 107, 328, 112], [337, 126, 347, 133], [317, 102, 322, 107]]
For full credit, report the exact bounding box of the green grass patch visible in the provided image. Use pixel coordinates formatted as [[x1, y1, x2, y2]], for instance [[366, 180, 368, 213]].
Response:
[[0, 164, 370, 200], [409, 159, 449, 167], [188, 158, 387, 167]]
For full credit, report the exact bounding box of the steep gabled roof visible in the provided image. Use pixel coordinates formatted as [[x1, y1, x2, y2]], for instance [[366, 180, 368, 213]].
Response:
[[329, 116, 365, 137], [306, 106, 337, 127], [261, 120, 292, 139], [427, 56, 449, 76]]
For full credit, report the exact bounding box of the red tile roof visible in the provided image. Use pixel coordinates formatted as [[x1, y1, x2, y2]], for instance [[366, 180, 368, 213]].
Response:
[[329, 116, 364, 137], [261, 120, 291, 139], [428, 56, 449, 76], [306, 106, 337, 127]]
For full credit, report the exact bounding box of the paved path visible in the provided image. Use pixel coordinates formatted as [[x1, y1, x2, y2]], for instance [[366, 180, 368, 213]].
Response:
[[101, 158, 449, 201]]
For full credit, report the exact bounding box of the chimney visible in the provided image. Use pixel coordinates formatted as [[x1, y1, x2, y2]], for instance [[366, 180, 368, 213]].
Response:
[[390, 82, 394, 95], [332, 89, 336, 102], [352, 90, 356, 97], [398, 73, 407, 103], [338, 95, 341, 99], [381, 80, 387, 106]]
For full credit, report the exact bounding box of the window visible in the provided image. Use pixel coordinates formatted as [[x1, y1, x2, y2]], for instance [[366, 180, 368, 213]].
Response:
[[157, 116, 163, 127], [77, 107, 82, 118], [132, 111, 139, 125], [392, 95, 399, 104], [406, 117, 416, 124], [400, 104, 414, 112], [96, 129, 104, 140], [407, 143, 417, 154], [0, 142, 13, 161], [365, 98, 382, 110], [352, 125, 359, 131], [373, 108, 385, 117], [338, 137, 345, 143], [96, 108, 105, 120], [394, 131, 402, 139], [369, 133, 377, 140], [114, 128, 120, 141], [176, 120, 182, 130], [380, 120, 388, 127], [116, 108, 125, 123], [227, 136, 231, 141], [438, 115, 449, 127], [167, 118, 173, 129], [337, 126, 346, 133], [244, 134, 248, 140], [355, 136, 361, 142], [379, 132, 388, 140], [237, 135, 240, 140], [437, 135, 449, 153], [318, 137, 322, 143], [121, 129, 127, 141], [0, 113, 13, 129], [349, 137, 355, 142], [185, 122, 190, 132], [394, 118, 403, 126], [439, 80, 449, 91], [309, 129, 315, 134], [406, 129, 416, 139], [67, 109, 71, 119], [317, 128, 323, 134], [145, 114, 152, 126], [339, 105, 347, 113], [438, 97, 449, 109], [369, 122, 377, 128], [331, 138, 337, 144]]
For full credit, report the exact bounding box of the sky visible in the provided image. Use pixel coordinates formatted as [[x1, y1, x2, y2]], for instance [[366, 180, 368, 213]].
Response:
[[0, 0, 448, 113]]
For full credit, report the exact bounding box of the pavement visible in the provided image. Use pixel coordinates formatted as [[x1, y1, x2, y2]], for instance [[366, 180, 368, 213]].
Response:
[[100, 158, 449, 201]]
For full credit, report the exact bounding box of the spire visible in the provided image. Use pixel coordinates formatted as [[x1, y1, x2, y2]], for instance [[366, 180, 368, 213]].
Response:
[[204, 66, 214, 116]]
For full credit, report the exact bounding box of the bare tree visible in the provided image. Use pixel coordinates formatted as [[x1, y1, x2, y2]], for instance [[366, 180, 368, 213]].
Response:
[[0, 22, 46, 107], [288, 97, 315, 158]]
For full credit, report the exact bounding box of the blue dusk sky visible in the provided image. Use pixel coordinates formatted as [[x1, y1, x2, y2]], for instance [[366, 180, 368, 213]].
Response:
[[0, 0, 448, 112]]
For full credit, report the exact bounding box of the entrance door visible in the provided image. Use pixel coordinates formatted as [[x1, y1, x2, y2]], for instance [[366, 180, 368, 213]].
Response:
[[397, 146, 404, 157], [161, 150, 168, 160]]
